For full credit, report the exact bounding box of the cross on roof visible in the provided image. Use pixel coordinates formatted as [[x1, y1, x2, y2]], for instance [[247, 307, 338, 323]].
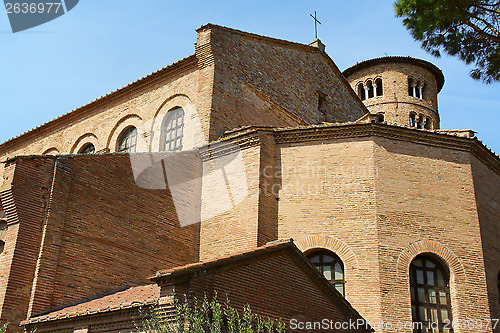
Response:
[[310, 11, 321, 39]]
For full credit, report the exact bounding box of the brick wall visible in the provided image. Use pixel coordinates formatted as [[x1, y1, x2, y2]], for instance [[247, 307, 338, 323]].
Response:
[[167, 251, 371, 333], [276, 136, 380, 324], [0, 158, 56, 329], [0, 154, 199, 327], [197, 24, 368, 141], [471, 156, 500, 332], [199, 145, 262, 260], [373, 137, 492, 333], [345, 61, 440, 129]]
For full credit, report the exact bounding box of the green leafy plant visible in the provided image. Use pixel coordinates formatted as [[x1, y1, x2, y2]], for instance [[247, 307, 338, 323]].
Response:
[[137, 293, 285, 333]]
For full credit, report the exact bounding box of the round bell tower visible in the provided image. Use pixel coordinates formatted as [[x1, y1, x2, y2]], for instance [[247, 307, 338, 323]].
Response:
[[343, 56, 444, 129]]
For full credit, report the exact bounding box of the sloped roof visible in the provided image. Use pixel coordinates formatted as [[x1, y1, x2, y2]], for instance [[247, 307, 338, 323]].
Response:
[[150, 239, 367, 323], [23, 284, 160, 324]]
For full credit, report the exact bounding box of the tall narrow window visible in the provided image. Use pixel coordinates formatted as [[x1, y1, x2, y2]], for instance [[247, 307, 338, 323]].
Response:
[[375, 78, 383, 96], [367, 80, 374, 98], [358, 83, 366, 101], [410, 113, 416, 127], [79, 143, 95, 154], [497, 271, 500, 305], [117, 127, 137, 153], [425, 117, 432, 130], [410, 255, 453, 333], [307, 250, 345, 296], [409, 78, 415, 97], [161, 107, 185, 152]]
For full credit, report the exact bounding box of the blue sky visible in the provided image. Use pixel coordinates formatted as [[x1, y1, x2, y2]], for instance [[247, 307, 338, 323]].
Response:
[[1, 0, 499, 154]]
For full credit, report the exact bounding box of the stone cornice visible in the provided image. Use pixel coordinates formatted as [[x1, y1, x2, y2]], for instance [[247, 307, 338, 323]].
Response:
[[218, 123, 500, 176], [5, 123, 499, 176]]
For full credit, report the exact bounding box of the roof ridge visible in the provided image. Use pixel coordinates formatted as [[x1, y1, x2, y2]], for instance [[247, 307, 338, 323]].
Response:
[[197, 23, 318, 52]]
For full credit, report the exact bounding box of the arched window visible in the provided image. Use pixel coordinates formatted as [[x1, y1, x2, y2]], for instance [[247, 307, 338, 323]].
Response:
[[410, 113, 417, 127], [357, 83, 366, 101], [367, 80, 374, 98], [375, 78, 383, 96], [497, 271, 500, 305], [79, 143, 95, 154], [410, 255, 453, 333], [160, 107, 184, 152], [417, 115, 425, 129], [377, 113, 385, 123], [307, 250, 345, 296], [117, 127, 137, 153], [425, 117, 432, 130], [43, 148, 59, 155]]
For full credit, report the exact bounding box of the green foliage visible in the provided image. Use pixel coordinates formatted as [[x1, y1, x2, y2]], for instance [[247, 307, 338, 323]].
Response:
[[138, 294, 286, 333], [394, 0, 500, 83], [0, 322, 36, 333]]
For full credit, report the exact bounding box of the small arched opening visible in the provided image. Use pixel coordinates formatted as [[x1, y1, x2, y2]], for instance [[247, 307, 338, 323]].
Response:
[[375, 78, 383, 96], [307, 250, 345, 296]]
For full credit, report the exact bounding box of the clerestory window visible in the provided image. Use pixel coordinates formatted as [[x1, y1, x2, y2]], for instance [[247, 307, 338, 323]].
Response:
[[410, 255, 453, 333], [307, 250, 345, 296]]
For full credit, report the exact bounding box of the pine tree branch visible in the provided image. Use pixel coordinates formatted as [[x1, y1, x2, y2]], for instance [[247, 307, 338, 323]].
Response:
[[473, 4, 500, 14], [470, 14, 500, 37], [462, 16, 500, 42]]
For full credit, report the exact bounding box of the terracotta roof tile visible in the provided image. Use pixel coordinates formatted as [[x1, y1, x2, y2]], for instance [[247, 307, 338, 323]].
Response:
[[23, 284, 160, 325]]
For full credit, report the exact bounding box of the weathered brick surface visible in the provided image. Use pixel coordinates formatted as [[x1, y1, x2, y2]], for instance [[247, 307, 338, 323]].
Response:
[[161, 246, 371, 333], [373, 137, 492, 333], [276, 136, 380, 323], [203, 25, 367, 141], [344, 58, 441, 129], [199, 146, 262, 260], [471, 157, 500, 332], [0, 158, 55, 329], [196, 125, 499, 333], [0, 154, 199, 329]]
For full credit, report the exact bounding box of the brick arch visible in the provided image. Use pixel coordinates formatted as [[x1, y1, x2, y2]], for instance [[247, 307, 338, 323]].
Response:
[[106, 114, 143, 152], [70, 133, 99, 154], [148, 94, 203, 152], [396, 240, 466, 282], [294, 235, 359, 270], [42, 147, 60, 155]]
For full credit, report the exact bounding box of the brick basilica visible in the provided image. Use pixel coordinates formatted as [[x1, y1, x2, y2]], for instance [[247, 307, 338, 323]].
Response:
[[0, 24, 499, 333]]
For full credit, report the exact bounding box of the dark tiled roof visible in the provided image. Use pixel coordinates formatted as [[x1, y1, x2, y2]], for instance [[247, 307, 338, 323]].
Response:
[[150, 239, 295, 282], [23, 284, 160, 324]]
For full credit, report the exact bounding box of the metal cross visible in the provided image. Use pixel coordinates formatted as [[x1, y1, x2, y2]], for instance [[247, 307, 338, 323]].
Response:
[[310, 11, 321, 39]]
